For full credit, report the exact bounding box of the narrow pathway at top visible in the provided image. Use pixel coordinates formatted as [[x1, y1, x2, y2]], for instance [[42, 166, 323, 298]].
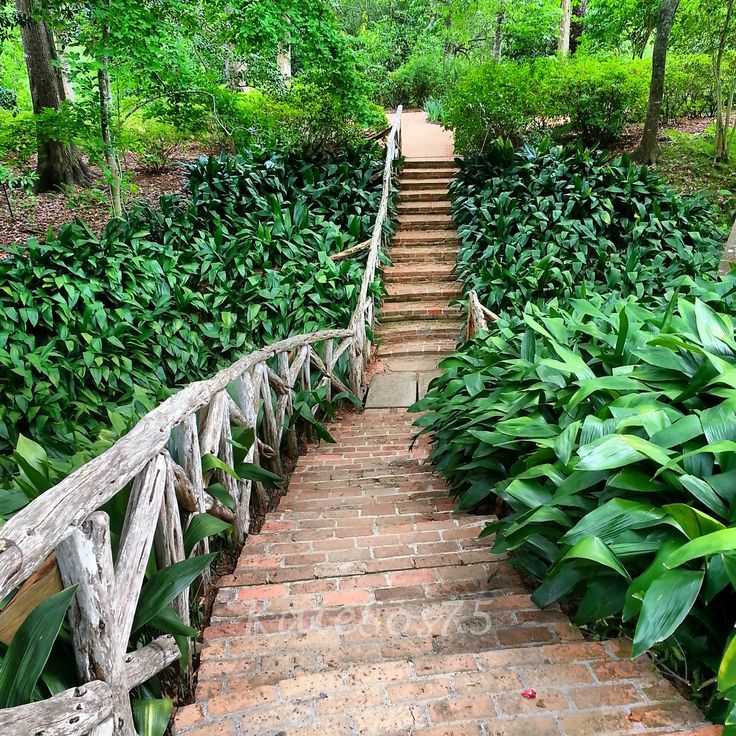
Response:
[[173, 114, 715, 736]]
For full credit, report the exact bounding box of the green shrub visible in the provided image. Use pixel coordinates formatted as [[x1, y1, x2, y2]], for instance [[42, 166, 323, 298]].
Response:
[[0, 110, 36, 164], [446, 61, 535, 153], [0, 146, 389, 474], [551, 57, 649, 144], [379, 52, 465, 109], [121, 118, 190, 173], [451, 140, 723, 315], [412, 282, 736, 723]]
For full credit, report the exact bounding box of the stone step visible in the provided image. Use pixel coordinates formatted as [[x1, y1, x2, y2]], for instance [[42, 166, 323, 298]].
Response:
[[403, 158, 457, 170], [384, 283, 462, 303], [379, 300, 462, 322], [399, 189, 451, 202], [377, 319, 463, 344], [379, 339, 458, 359], [182, 640, 710, 736], [397, 200, 452, 216], [388, 247, 457, 264], [383, 264, 457, 283], [391, 229, 457, 246], [399, 178, 453, 191]]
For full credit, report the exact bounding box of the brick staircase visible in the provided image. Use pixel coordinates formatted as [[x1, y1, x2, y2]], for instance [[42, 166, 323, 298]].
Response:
[[376, 158, 464, 375], [174, 411, 713, 736]]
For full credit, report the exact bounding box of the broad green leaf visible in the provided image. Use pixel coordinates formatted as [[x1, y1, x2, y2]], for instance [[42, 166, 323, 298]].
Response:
[[0, 586, 77, 708], [133, 553, 217, 632], [558, 536, 630, 579], [132, 698, 174, 736], [563, 499, 666, 545], [719, 634, 736, 695], [235, 462, 281, 487], [184, 513, 232, 556], [632, 569, 704, 657], [666, 529, 736, 568]]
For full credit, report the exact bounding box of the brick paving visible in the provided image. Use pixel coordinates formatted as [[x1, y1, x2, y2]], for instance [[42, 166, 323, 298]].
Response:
[[174, 412, 714, 736], [173, 114, 716, 736]]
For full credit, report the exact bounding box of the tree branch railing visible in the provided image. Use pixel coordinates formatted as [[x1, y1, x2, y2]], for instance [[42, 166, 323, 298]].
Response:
[[0, 106, 403, 736], [466, 289, 499, 339]]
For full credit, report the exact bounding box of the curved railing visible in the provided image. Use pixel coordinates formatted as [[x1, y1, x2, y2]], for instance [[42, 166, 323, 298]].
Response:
[[0, 106, 403, 735]]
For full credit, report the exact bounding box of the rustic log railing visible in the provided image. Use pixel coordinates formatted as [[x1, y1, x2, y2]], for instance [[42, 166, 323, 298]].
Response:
[[466, 289, 499, 338], [0, 105, 403, 735]]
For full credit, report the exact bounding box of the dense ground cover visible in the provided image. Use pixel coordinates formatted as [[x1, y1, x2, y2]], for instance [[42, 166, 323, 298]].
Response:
[[0, 143, 389, 479], [452, 140, 723, 316], [412, 145, 736, 725]]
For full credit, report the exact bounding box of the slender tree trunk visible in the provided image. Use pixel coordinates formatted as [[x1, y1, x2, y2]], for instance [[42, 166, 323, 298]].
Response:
[[714, 0, 735, 162], [97, 25, 123, 218], [493, 4, 504, 63], [15, 0, 89, 192], [558, 0, 572, 56], [634, 0, 681, 164]]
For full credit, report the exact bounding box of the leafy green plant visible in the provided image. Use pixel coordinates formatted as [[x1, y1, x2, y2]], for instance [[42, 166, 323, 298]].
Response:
[[445, 61, 536, 152], [451, 140, 724, 316], [0, 145, 391, 475], [0, 162, 37, 220], [423, 97, 446, 125], [412, 282, 736, 723]]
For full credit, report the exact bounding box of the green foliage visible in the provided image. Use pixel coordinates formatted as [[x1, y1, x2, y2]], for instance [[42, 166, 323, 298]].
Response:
[[378, 52, 466, 108], [0, 110, 35, 164], [447, 56, 650, 152], [412, 285, 736, 721], [121, 119, 189, 174], [0, 145, 387, 475], [423, 97, 446, 125], [446, 61, 535, 151], [451, 140, 723, 315], [551, 57, 649, 144], [0, 586, 77, 708]]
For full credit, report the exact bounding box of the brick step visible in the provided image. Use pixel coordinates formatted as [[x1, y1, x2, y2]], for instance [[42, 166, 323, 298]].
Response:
[[402, 168, 459, 180], [384, 282, 462, 302], [379, 340, 458, 360], [179, 640, 710, 736], [391, 229, 457, 246], [399, 178, 453, 191], [397, 200, 452, 215], [403, 158, 457, 170], [388, 249, 457, 266], [398, 214, 455, 231], [383, 264, 457, 283], [399, 189, 450, 202], [377, 319, 463, 344], [380, 301, 462, 322]]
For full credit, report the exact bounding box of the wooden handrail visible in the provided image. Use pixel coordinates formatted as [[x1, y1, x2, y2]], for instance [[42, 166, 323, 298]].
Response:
[[466, 290, 498, 339], [0, 106, 403, 734]]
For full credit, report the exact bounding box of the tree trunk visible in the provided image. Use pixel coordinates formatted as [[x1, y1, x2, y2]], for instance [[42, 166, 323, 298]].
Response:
[[15, 0, 89, 192], [493, 4, 504, 63], [570, 0, 588, 55], [634, 0, 681, 164], [558, 0, 572, 56], [97, 21, 123, 219], [714, 0, 735, 162]]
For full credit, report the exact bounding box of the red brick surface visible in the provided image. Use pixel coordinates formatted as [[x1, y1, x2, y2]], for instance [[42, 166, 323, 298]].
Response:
[[174, 408, 713, 736]]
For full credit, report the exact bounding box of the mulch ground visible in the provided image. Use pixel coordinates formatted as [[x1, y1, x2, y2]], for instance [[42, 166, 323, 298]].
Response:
[[0, 143, 215, 251]]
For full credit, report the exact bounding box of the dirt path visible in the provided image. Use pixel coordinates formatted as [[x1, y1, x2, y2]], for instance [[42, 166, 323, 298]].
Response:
[[392, 110, 455, 159]]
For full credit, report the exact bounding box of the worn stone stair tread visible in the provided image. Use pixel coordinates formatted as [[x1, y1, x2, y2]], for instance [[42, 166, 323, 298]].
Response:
[[365, 372, 418, 409]]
